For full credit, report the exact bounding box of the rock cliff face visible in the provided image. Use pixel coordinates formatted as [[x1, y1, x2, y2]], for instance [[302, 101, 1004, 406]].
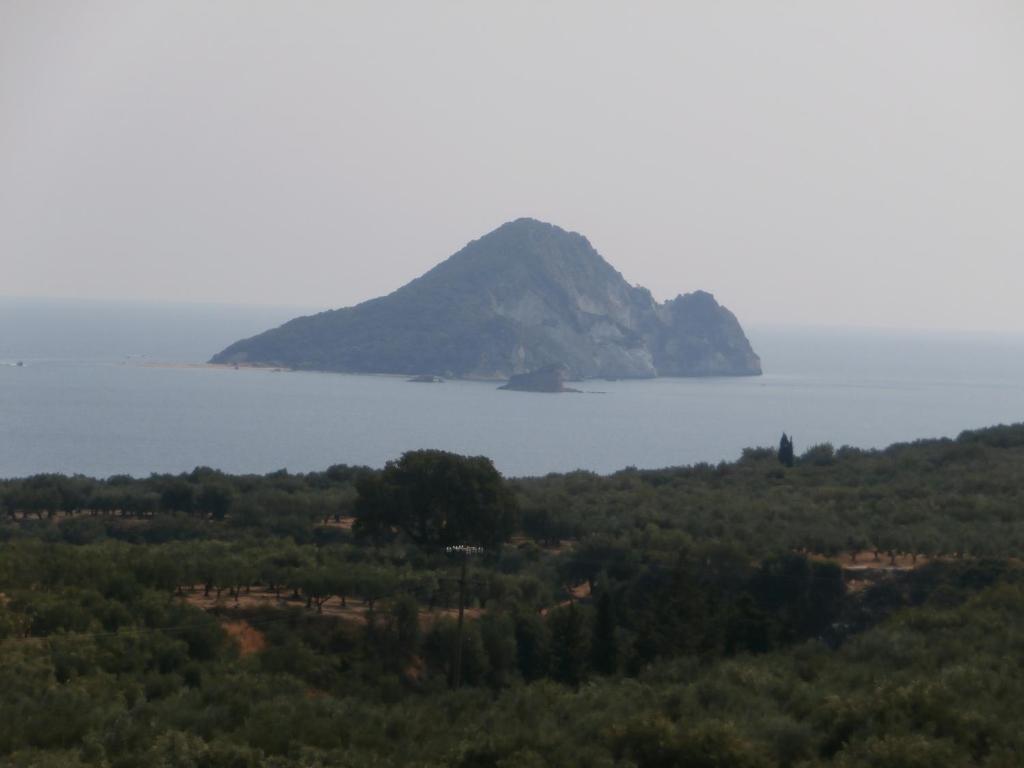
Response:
[[211, 218, 762, 379]]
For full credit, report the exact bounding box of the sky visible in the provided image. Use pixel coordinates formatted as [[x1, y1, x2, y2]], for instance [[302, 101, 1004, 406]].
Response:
[[2, 1, 1022, 331]]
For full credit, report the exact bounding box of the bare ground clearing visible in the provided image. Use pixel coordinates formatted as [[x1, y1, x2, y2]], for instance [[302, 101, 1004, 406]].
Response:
[[183, 587, 483, 627], [222, 619, 267, 656]]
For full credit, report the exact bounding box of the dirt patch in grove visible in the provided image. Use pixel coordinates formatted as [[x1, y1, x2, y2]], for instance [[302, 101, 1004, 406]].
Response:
[[809, 550, 940, 572], [183, 587, 483, 627], [317, 516, 356, 531], [540, 581, 592, 616], [847, 550, 932, 569], [222, 619, 268, 656]]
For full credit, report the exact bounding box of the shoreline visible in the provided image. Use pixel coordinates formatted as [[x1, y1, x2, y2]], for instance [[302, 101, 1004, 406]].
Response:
[[139, 362, 293, 372]]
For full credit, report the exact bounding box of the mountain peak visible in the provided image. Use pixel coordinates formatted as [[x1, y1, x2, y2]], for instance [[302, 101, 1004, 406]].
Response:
[[496, 216, 568, 233], [472, 217, 591, 254]]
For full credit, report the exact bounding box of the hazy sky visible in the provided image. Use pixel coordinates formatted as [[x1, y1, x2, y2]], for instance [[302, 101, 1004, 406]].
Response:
[[2, 2, 1022, 331]]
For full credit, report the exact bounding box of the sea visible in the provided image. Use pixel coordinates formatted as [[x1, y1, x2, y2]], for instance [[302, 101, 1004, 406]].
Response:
[[2, 297, 1023, 479]]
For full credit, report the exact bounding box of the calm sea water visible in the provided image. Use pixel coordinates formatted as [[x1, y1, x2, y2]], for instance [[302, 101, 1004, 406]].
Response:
[[2, 298, 1023, 478]]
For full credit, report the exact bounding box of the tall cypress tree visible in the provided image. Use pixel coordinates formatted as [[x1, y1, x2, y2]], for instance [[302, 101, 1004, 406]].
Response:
[[778, 433, 795, 467], [514, 612, 550, 681], [550, 603, 588, 687], [590, 590, 618, 675]]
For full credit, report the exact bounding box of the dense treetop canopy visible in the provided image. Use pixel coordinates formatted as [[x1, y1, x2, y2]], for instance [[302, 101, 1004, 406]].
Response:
[[2, 423, 1024, 765]]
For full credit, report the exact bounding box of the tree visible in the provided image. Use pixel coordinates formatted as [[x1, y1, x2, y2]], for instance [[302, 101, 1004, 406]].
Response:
[[563, 536, 637, 593], [514, 612, 549, 681], [160, 481, 194, 515], [549, 603, 588, 687], [196, 482, 234, 520], [804, 560, 845, 636], [353, 450, 518, 549], [590, 590, 618, 675], [778, 433, 795, 468], [391, 595, 420, 657], [423, 617, 489, 687], [801, 442, 836, 467], [480, 613, 517, 688], [623, 559, 708, 666], [355, 567, 398, 614], [724, 593, 773, 654]]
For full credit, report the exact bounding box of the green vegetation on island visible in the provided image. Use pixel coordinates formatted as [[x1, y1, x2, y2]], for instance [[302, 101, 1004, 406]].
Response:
[[2, 424, 1024, 765]]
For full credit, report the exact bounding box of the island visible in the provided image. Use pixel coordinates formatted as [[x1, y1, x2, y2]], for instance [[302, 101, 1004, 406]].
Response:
[[211, 218, 762, 380], [498, 364, 581, 393]]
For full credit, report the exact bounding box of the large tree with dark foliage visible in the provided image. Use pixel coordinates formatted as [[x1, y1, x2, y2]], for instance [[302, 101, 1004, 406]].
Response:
[[353, 450, 518, 548]]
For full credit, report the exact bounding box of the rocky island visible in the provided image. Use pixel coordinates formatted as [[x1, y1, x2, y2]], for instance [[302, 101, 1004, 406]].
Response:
[[211, 218, 762, 380], [499, 364, 581, 393]]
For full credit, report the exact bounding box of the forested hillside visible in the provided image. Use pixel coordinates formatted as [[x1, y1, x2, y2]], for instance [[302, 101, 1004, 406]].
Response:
[[2, 424, 1024, 766]]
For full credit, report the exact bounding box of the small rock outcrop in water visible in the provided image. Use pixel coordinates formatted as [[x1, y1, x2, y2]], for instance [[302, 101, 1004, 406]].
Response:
[[211, 218, 762, 379], [499, 364, 580, 393]]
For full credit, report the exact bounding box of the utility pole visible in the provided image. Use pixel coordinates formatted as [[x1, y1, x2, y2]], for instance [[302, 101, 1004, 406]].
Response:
[[446, 544, 482, 689]]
